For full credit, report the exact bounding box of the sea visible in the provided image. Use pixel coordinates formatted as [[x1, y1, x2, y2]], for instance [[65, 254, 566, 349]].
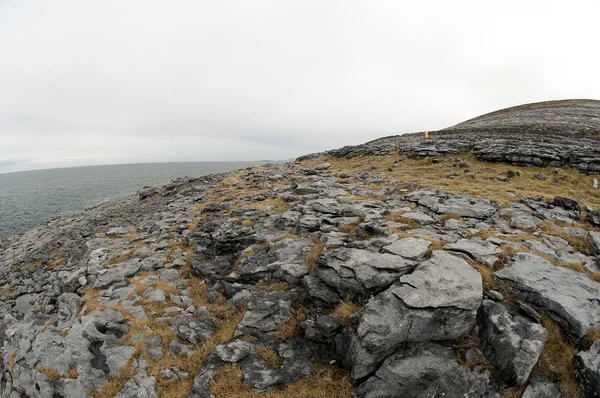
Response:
[[0, 161, 267, 238]]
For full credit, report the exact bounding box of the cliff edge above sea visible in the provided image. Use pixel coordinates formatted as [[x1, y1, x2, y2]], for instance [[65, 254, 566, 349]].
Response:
[[1, 99, 600, 398]]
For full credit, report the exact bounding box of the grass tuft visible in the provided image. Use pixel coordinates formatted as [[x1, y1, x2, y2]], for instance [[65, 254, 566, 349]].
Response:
[[531, 314, 583, 398], [305, 241, 325, 270], [210, 363, 354, 398], [331, 301, 360, 326], [258, 346, 283, 368]]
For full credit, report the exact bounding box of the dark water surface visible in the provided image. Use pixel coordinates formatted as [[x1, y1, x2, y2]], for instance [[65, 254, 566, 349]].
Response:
[[0, 161, 265, 237]]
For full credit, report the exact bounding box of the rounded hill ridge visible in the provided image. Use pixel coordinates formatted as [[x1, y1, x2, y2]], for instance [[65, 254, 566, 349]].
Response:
[[300, 99, 600, 174], [448, 99, 600, 133]]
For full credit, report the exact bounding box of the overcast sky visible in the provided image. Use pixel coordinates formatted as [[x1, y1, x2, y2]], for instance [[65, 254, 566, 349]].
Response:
[[1, 0, 599, 173]]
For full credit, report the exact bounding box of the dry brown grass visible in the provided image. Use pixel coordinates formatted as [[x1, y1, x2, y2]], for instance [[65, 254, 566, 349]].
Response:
[[258, 346, 283, 368], [188, 219, 200, 232], [582, 328, 600, 349], [298, 153, 600, 209], [251, 197, 288, 212], [257, 281, 294, 292], [439, 213, 463, 226], [105, 250, 134, 267], [0, 285, 11, 294], [83, 288, 102, 312], [45, 257, 68, 271], [531, 314, 583, 398], [538, 220, 595, 255], [35, 366, 60, 379], [331, 301, 360, 326], [7, 352, 16, 374], [464, 228, 499, 240], [26, 260, 42, 272], [383, 213, 420, 230], [338, 222, 361, 234], [270, 231, 302, 243], [240, 219, 254, 227], [67, 369, 79, 379], [466, 260, 503, 293], [499, 387, 525, 398], [305, 241, 325, 270], [210, 363, 354, 398], [276, 307, 305, 342]]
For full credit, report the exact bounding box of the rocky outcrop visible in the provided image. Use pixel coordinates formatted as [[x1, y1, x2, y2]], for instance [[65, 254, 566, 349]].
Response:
[[495, 253, 600, 341], [299, 100, 600, 174], [346, 251, 482, 379], [1, 100, 600, 397], [480, 300, 547, 385]]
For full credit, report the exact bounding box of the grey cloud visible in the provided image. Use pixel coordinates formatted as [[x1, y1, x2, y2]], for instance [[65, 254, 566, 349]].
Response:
[[0, 0, 599, 172], [0, 157, 31, 167]]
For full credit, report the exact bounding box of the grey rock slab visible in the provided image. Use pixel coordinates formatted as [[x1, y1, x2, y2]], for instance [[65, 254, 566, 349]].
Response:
[[573, 340, 600, 398], [495, 252, 600, 340], [419, 365, 494, 398], [240, 354, 287, 391], [315, 248, 417, 295], [235, 291, 296, 341], [302, 275, 340, 304], [356, 344, 458, 398], [103, 343, 137, 375], [401, 212, 435, 225], [444, 238, 501, 267], [418, 194, 497, 219], [523, 240, 559, 261], [382, 237, 431, 261], [93, 259, 141, 289], [347, 251, 482, 379], [170, 308, 219, 346], [481, 300, 547, 385], [144, 336, 164, 360], [114, 376, 157, 398], [187, 353, 223, 398], [522, 376, 563, 398], [590, 231, 600, 255], [216, 340, 257, 363]]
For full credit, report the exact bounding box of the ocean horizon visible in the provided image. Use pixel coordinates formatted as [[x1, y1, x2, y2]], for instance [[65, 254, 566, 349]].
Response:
[[0, 160, 269, 238]]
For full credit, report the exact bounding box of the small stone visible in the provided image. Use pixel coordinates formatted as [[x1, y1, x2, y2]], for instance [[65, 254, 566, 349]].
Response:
[[498, 175, 507, 182], [534, 173, 546, 180], [145, 336, 164, 360], [594, 178, 598, 189], [486, 290, 504, 301], [315, 162, 331, 170]]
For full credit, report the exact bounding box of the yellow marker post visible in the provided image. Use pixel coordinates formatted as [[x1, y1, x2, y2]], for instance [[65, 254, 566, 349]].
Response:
[[425, 131, 429, 139]]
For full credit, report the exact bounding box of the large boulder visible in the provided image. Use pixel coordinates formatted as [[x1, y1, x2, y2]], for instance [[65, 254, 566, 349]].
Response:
[[495, 253, 600, 340], [480, 300, 547, 385], [315, 248, 417, 297], [346, 251, 482, 379], [356, 344, 457, 398]]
